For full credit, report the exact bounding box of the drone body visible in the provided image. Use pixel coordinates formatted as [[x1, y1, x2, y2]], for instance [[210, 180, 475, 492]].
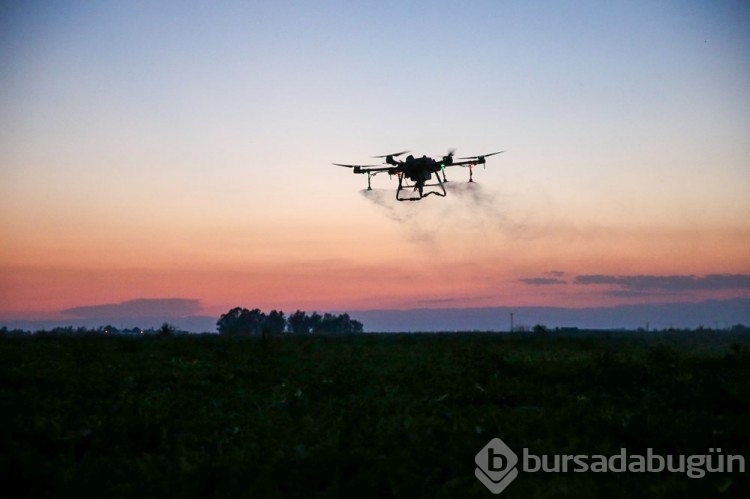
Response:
[[334, 149, 504, 201]]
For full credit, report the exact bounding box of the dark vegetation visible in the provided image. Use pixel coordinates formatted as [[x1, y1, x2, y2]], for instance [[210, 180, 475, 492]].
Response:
[[0, 329, 748, 498], [216, 308, 363, 336]]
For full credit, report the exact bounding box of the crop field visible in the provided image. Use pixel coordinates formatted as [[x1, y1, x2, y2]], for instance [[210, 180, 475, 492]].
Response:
[[1, 331, 748, 498]]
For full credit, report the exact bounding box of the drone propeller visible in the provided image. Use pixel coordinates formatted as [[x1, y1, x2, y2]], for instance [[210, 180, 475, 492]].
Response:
[[372, 150, 410, 159], [458, 150, 505, 160], [439, 148, 456, 166], [438, 149, 455, 181]]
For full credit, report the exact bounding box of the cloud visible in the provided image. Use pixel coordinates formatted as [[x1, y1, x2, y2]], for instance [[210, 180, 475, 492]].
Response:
[[411, 295, 496, 307], [520, 277, 567, 286], [601, 289, 659, 298], [62, 298, 202, 319], [520, 271, 569, 286], [575, 274, 750, 292]]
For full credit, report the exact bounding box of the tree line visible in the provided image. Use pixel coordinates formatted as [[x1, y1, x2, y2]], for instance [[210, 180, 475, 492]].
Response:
[[216, 308, 364, 336]]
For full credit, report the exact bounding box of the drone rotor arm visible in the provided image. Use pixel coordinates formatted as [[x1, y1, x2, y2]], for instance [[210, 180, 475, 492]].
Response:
[[443, 159, 477, 167], [355, 166, 395, 173], [333, 163, 386, 175], [332, 163, 381, 168]]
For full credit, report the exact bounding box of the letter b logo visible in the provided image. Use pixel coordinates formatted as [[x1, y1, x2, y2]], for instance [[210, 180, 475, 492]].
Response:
[[475, 438, 519, 494], [488, 449, 507, 471]]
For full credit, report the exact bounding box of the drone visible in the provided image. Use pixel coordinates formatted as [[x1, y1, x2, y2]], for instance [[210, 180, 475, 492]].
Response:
[[333, 149, 504, 201]]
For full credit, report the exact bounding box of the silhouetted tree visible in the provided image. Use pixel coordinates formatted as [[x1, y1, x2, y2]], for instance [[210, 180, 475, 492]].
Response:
[[307, 312, 323, 333], [319, 313, 339, 333], [317, 313, 363, 334], [217, 307, 261, 335], [218, 307, 278, 336], [159, 322, 176, 336], [339, 313, 363, 334], [264, 310, 286, 334], [218, 307, 364, 336], [245, 308, 265, 334], [217, 307, 246, 335], [98, 325, 119, 335], [287, 310, 309, 334]]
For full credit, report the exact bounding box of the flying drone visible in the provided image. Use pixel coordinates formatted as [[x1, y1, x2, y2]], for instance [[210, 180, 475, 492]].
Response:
[[333, 149, 504, 201]]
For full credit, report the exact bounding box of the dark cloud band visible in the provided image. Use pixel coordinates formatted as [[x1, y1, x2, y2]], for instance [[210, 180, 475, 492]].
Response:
[[575, 274, 750, 291], [62, 298, 202, 319], [520, 277, 567, 286]]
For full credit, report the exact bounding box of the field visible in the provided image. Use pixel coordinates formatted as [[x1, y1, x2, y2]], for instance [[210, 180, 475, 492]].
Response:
[[1, 331, 748, 498]]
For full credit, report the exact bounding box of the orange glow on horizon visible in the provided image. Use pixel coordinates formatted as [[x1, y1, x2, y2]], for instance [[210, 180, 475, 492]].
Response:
[[2, 222, 748, 321]]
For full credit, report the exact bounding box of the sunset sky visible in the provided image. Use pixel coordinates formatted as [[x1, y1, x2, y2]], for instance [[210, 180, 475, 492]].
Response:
[[1, 1, 749, 329]]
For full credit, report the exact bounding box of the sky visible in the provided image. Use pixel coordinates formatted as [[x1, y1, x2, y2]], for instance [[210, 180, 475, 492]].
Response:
[[1, 1, 749, 330]]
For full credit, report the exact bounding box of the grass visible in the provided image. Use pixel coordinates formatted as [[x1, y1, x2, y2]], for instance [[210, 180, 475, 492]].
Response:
[[1, 331, 748, 498]]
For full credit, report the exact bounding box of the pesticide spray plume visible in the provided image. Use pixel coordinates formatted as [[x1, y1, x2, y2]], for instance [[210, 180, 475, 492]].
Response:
[[360, 189, 437, 245], [444, 182, 513, 231], [360, 182, 517, 248], [360, 189, 419, 224]]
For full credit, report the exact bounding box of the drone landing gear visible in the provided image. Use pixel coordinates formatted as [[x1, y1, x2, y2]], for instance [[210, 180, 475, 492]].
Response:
[[395, 173, 447, 202]]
